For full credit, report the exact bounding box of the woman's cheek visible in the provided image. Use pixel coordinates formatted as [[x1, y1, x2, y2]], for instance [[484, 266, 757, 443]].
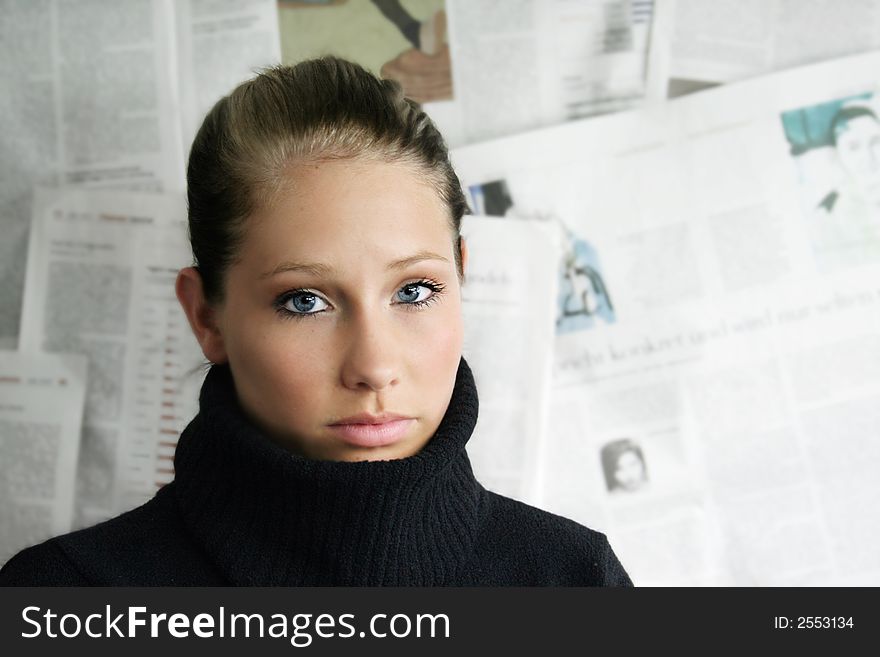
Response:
[[244, 323, 314, 382], [259, 340, 330, 427], [435, 321, 462, 358], [271, 327, 327, 372], [435, 303, 464, 352], [416, 316, 462, 385]]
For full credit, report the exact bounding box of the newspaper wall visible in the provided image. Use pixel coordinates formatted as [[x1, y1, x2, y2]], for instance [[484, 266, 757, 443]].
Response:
[[0, 0, 281, 350], [0, 351, 88, 565], [648, 0, 880, 98], [460, 215, 560, 502], [452, 51, 880, 585], [277, 0, 653, 148], [441, 0, 652, 144], [4, 1, 880, 586], [18, 187, 202, 529]]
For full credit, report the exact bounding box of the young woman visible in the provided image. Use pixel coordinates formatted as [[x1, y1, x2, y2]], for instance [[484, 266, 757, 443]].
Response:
[[0, 58, 632, 586]]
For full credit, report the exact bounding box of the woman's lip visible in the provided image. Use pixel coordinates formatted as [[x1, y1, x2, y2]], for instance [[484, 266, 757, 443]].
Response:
[[327, 418, 415, 447], [332, 412, 410, 424]]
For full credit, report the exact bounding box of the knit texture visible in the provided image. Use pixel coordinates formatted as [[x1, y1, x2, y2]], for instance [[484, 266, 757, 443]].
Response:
[[174, 356, 483, 586], [1, 357, 633, 586]]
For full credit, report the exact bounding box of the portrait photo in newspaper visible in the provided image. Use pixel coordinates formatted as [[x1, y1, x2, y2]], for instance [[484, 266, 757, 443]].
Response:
[[600, 437, 649, 494], [781, 91, 880, 270]]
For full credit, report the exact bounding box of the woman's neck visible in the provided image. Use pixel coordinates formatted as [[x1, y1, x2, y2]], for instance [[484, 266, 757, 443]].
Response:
[[171, 357, 485, 585]]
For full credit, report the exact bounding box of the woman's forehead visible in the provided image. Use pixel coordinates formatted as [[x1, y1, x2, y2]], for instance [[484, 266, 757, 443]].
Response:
[[239, 159, 455, 271], [260, 159, 445, 224]]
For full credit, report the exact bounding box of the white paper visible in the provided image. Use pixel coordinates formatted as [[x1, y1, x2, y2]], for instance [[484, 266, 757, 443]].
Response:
[[173, 0, 283, 150], [0, 350, 87, 565], [648, 0, 880, 98], [452, 52, 880, 584], [0, 0, 184, 349], [0, 0, 281, 349], [18, 187, 203, 527], [115, 224, 204, 514], [428, 0, 652, 146], [461, 215, 560, 502]]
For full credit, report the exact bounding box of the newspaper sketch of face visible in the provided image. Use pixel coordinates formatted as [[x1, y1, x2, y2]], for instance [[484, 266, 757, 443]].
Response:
[[832, 110, 880, 205], [556, 234, 615, 334], [600, 438, 647, 493], [781, 92, 880, 268]]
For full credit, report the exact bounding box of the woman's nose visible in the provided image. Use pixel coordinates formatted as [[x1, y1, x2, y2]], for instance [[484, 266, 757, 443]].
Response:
[[338, 309, 400, 392]]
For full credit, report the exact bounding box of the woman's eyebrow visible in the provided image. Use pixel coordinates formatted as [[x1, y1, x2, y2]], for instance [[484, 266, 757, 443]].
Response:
[[387, 251, 449, 271], [260, 251, 449, 279], [260, 261, 333, 279]]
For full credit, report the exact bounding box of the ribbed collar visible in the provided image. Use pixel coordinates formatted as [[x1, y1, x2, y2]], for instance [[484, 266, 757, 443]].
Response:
[[172, 357, 484, 586]]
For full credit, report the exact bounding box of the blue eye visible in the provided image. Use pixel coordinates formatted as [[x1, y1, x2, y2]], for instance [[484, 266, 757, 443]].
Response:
[[278, 290, 329, 316], [397, 283, 433, 304], [274, 279, 445, 321]]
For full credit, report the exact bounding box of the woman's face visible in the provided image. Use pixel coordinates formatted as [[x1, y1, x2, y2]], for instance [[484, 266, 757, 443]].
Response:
[[210, 158, 465, 462]]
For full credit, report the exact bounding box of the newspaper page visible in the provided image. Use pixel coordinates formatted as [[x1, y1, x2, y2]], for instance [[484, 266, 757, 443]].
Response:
[[0, 0, 281, 350], [114, 224, 204, 515], [547, 267, 880, 585], [174, 0, 282, 149], [18, 187, 199, 528], [276, 0, 651, 147], [439, 0, 653, 145], [452, 52, 880, 584], [0, 0, 184, 349], [648, 0, 880, 99], [0, 351, 88, 565], [460, 215, 560, 502]]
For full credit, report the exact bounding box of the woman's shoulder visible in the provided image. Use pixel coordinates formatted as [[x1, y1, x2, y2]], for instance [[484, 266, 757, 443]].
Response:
[[0, 483, 222, 586], [470, 489, 633, 586], [0, 536, 90, 586]]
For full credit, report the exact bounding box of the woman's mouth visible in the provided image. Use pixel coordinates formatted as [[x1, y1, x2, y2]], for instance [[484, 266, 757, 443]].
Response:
[[327, 416, 415, 447]]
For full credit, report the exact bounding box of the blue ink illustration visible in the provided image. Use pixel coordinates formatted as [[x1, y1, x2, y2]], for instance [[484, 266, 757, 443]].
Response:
[[556, 231, 615, 334]]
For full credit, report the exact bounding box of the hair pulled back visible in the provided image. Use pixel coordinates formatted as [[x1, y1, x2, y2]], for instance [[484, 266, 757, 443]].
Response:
[[187, 57, 469, 303]]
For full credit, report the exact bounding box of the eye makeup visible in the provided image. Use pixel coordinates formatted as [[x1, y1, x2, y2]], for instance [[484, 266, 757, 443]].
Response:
[[272, 277, 447, 321]]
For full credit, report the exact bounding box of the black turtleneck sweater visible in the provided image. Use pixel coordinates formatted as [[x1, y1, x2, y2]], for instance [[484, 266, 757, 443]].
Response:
[[0, 358, 632, 586]]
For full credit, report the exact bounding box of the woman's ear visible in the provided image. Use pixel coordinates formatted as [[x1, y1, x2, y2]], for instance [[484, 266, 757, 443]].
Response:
[[459, 236, 468, 277], [175, 267, 228, 364]]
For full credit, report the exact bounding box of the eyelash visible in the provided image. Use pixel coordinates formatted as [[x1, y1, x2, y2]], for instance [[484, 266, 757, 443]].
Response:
[[273, 278, 447, 321]]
